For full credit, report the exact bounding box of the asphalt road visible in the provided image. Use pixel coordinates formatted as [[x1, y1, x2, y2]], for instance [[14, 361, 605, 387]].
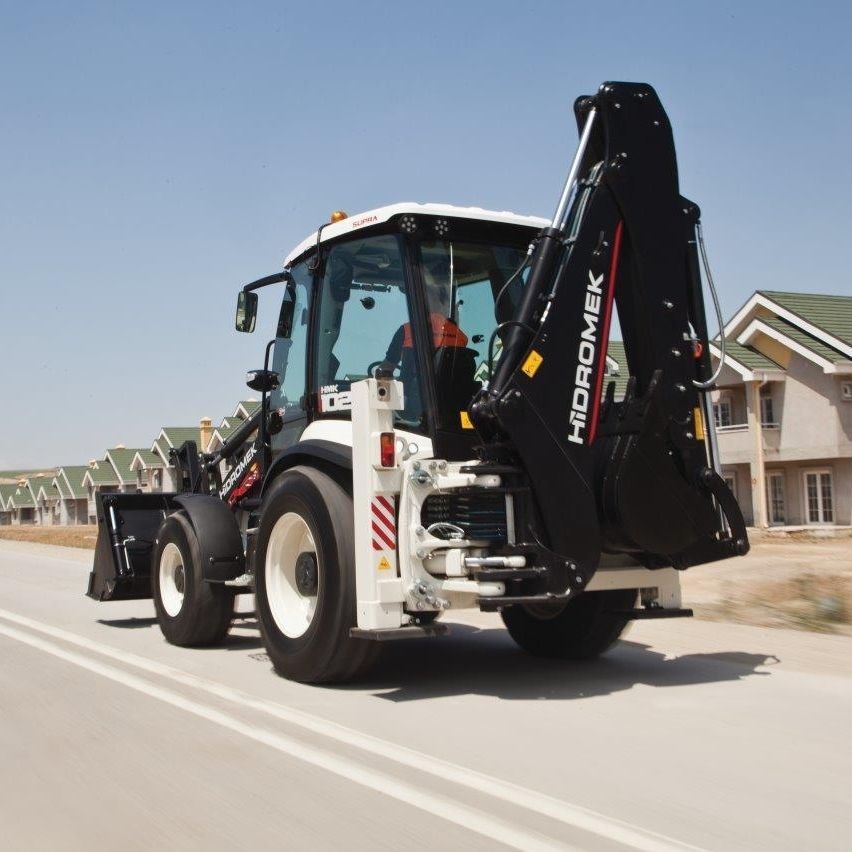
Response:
[[1, 540, 850, 851]]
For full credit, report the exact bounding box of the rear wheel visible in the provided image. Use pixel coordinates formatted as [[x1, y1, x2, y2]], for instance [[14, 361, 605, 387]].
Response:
[[254, 466, 378, 684], [152, 512, 235, 646], [501, 589, 636, 659]]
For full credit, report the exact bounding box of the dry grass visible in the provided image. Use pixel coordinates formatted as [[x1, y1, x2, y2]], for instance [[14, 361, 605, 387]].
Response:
[[682, 534, 852, 635], [697, 573, 852, 636], [0, 525, 98, 549]]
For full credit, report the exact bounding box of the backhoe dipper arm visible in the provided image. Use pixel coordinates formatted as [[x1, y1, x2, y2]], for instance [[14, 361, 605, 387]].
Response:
[[470, 82, 748, 596]]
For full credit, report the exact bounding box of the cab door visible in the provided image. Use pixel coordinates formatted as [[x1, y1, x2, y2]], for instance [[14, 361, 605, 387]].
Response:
[[269, 260, 313, 451]]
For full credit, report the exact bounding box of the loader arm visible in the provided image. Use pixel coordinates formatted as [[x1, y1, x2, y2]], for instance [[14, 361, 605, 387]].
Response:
[[470, 81, 748, 596]]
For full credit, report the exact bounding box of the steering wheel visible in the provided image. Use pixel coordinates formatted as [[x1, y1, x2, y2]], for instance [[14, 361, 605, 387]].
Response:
[[368, 360, 400, 378]]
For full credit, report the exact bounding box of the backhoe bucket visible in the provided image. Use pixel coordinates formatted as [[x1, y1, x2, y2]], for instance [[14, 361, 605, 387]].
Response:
[[86, 492, 177, 601]]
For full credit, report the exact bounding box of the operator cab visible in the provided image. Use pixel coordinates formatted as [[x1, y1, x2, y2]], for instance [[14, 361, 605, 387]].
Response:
[[239, 204, 547, 460]]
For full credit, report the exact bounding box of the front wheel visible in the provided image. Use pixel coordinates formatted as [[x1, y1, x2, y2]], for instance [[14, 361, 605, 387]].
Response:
[[152, 512, 235, 646], [501, 589, 636, 659], [254, 466, 377, 684]]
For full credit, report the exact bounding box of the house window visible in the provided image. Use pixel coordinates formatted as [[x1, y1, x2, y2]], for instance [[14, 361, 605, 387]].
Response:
[[760, 393, 775, 425], [723, 474, 737, 500], [804, 470, 834, 524], [842, 381, 852, 401], [765, 472, 786, 525], [713, 399, 732, 428]]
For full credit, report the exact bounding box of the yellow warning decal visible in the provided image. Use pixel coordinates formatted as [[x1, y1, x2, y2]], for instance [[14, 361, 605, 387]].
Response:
[[693, 406, 706, 441], [521, 350, 543, 378], [378, 556, 391, 571], [460, 410, 474, 430]]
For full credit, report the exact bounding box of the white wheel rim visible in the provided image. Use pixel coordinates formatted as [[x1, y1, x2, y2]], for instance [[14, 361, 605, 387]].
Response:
[[265, 512, 320, 639], [159, 542, 186, 617]]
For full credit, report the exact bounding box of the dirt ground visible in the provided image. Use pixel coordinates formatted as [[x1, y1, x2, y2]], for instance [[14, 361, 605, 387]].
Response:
[[681, 530, 852, 636], [0, 525, 98, 549], [1, 525, 849, 634]]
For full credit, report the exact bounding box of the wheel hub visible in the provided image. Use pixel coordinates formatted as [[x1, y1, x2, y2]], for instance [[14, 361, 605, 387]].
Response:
[[295, 552, 318, 596], [265, 512, 319, 639], [174, 565, 185, 594]]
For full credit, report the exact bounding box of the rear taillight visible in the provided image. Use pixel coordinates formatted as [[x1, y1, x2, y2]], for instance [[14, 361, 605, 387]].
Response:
[[380, 432, 395, 467]]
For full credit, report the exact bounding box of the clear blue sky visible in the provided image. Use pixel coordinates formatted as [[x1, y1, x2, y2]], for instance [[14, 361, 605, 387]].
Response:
[[2, 1, 850, 468]]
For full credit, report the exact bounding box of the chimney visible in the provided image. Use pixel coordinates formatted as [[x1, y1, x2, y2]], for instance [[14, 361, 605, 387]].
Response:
[[199, 417, 213, 452]]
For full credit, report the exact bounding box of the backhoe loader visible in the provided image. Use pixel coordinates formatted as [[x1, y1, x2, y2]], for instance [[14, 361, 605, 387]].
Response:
[[87, 82, 748, 683]]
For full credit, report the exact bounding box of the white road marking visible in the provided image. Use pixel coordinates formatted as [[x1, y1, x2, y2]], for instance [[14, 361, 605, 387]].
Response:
[[0, 607, 703, 852], [0, 620, 563, 852]]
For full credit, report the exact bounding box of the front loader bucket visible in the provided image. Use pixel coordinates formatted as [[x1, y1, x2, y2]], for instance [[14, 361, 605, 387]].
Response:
[[86, 492, 177, 602]]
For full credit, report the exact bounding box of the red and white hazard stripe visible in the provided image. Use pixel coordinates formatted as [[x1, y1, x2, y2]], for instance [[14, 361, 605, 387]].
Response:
[[371, 495, 396, 551]]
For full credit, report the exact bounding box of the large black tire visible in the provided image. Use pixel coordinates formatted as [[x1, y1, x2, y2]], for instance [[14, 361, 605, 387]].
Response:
[[501, 589, 637, 659], [152, 512, 235, 646], [254, 466, 378, 684]]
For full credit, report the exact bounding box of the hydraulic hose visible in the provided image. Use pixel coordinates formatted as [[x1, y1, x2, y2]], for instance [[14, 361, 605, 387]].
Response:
[[692, 221, 727, 390]]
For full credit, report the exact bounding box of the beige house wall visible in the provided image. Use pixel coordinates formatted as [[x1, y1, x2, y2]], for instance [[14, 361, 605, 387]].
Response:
[[715, 346, 852, 527], [723, 458, 852, 526], [768, 355, 850, 460]]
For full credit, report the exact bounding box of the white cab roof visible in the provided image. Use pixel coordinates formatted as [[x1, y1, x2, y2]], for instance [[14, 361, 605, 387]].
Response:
[[283, 202, 548, 267]]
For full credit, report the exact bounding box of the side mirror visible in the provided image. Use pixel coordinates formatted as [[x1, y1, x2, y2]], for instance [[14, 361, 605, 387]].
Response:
[[246, 369, 280, 393], [235, 290, 258, 333]]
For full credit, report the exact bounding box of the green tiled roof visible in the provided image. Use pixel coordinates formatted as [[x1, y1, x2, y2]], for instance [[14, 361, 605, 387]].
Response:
[[759, 290, 852, 349], [27, 475, 57, 501], [716, 340, 782, 372], [759, 316, 848, 365], [214, 424, 241, 442], [56, 466, 89, 499], [38, 481, 61, 501], [236, 400, 261, 418], [161, 427, 201, 448], [0, 483, 18, 510], [9, 487, 35, 508], [132, 449, 161, 469], [104, 448, 146, 483], [83, 464, 119, 486]]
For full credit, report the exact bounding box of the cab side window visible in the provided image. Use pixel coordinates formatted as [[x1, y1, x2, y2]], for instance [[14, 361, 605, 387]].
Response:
[[313, 234, 422, 426]]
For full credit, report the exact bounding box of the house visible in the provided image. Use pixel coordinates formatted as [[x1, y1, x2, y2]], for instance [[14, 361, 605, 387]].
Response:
[[207, 423, 241, 454], [130, 449, 164, 492], [708, 290, 852, 527], [150, 425, 208, 491], [0, 484, 17, 525], [24, 474, 59, 525], [34, 478, 62, 525], [53, 466, 90, 525], [233, 400, 261, 421], [103, 446, 151, 493], [603, 340, 630, 400], [81, 461, 120, 524], [7, 484, 36, 525]]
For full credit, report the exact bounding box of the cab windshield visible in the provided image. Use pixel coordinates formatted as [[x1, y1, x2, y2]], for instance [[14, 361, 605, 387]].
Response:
[[312, 226, 533, 436]]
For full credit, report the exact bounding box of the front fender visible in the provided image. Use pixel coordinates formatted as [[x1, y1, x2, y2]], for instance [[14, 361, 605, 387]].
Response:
[[173, 494, 245, 582]]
